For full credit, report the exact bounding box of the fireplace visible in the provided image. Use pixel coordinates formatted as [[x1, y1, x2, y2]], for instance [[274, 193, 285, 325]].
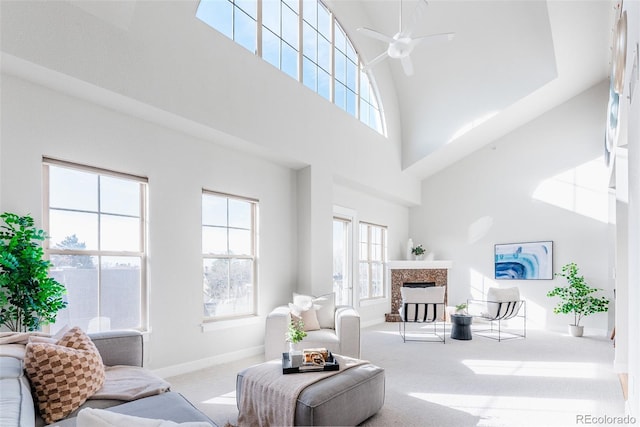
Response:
[[403, 282, 435, 288], [385, 261, 452, 322]]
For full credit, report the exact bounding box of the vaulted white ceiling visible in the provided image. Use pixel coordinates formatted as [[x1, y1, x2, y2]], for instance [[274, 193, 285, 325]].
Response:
[[330, 0, 615, 179]]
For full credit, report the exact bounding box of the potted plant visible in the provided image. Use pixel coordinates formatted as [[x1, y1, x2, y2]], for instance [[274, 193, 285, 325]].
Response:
[[0, 212, 67, 332], [286, 318, 306, 366], [286, 318, 307, 352], [411, 244, 426, 260], [547, 262, 610, 337], [454, 303, 467, 314]]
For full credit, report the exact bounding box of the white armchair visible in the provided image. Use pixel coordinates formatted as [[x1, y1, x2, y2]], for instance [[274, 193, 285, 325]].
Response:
[[467, 286, 526, 341], [264, 304, 361, 360]]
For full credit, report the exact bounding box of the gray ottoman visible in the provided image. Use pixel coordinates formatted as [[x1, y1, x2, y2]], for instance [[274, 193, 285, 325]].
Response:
[[236, 361, 385, 426]]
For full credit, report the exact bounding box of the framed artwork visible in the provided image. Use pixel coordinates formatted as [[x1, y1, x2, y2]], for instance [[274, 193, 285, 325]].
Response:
[[494, 241, 553, 280]]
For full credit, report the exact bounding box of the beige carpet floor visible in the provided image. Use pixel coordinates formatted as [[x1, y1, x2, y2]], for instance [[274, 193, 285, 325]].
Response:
[[167, 322, 626, 427]]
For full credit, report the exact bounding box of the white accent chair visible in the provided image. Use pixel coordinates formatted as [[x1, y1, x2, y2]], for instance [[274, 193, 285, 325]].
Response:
[[398, 286, 446, 343], [467, 287, 526, 341], [264, 300, 360, 361]]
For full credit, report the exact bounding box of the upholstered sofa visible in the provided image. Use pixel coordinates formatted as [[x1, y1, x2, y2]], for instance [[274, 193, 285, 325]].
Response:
[[264, 297, 361, 361], [0, 330, 216, 427]]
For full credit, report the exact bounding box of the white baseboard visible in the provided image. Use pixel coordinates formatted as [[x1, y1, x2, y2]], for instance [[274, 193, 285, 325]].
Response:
[[152, 345, 264, 379]]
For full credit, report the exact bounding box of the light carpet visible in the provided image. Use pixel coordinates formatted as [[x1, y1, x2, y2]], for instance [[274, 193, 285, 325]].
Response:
[[167, 322, 626, 427]]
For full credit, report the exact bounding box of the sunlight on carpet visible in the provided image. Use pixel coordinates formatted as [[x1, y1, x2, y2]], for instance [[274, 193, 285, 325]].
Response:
[[409, 392, 600, 426], [202, 391, 237, 406], [462, 359, 602, 378]]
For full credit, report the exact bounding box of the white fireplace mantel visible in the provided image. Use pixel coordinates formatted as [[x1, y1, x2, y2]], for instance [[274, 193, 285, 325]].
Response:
[[386, 260, 453, 270]]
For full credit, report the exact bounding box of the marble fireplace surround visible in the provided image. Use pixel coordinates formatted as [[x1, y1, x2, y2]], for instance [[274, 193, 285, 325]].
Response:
[[385, 260, 453, 322]]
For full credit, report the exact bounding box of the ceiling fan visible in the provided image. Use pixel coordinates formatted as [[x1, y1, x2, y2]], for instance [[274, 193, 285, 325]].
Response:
[[357, 0, 455, 76]]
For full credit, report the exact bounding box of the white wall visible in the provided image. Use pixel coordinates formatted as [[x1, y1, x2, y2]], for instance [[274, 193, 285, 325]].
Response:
[[619, 1, 640, 416], [0, 75, 298, 370], [410, 81, 613, 334]]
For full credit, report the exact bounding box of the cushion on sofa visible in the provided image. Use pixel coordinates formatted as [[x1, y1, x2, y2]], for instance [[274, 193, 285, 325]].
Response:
[[24, 326, 106, 424], [288, 303, 320, 331], [293, 292, 336, 329], [51, 392, 217, 427], [76, 407, 212, 426], [0, 356, 36, 427]]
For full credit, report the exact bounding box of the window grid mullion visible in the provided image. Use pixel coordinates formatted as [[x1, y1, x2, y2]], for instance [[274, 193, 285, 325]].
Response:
[[257, 0, 263, 56], [97, 176, 102, 320], [297, 0, 303, 82], [329, 10, 335, 103]]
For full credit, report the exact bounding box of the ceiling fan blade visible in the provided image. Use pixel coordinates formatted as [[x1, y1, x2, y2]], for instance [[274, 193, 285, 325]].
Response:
[[362, 51, 390, 71], [357, 27, 396, 44], [403, 0, 429, 37], [400, 55, 414, 76]]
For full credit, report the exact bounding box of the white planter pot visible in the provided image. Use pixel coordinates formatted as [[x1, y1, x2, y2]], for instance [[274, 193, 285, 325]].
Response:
[[569, 324, 584, 337]]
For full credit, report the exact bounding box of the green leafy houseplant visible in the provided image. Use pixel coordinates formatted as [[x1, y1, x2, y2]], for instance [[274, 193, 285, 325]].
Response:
[[547, 262, 609, 329], [286, 318, 307, 344], [0, 212, 67, 332], [455, 303, 467, 314], [411, 245, 426, 256]]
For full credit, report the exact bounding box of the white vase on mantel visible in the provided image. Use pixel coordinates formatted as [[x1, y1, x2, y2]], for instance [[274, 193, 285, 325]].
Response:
[[406, 238, 414, 260]]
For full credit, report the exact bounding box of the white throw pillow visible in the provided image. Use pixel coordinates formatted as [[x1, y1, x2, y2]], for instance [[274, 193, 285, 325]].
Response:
[[293, 292, 336, 329], [288, 303, 321, 331]]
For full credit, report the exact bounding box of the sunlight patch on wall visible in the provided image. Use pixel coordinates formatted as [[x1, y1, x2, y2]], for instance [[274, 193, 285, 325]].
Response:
[[467, 216, 494, 244], [523, 298, 547, 329], [532, 157, 609, 223], [469, 268, 497, 300], [447, 111, 499, 144]]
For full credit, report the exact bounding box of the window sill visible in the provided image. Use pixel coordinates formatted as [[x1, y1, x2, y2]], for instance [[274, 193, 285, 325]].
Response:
[[200, 315, 261, 332]]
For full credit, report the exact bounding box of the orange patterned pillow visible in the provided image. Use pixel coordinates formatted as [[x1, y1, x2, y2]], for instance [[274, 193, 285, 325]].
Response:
[[24, 326, 106, 424]]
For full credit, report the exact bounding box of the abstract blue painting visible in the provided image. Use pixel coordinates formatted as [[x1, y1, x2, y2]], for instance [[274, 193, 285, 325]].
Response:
[[494, 241, 553, 280]]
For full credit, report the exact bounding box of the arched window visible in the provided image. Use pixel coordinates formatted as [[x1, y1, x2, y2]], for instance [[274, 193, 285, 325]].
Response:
[[196, 0, 386, 135]]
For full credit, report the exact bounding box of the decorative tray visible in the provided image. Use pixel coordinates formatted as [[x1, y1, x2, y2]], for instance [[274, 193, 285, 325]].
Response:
[[282, 351, 339, 374]]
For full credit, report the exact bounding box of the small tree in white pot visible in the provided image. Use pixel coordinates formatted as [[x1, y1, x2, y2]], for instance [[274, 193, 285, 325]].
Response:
[[547, 263, 609, 337]]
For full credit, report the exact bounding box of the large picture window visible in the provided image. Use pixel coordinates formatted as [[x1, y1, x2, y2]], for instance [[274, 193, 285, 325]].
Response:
[[202, 191, 257, 320], [196, 0, 385, 135], [358, 222, 386, 300], [43, 158, 147, 333]]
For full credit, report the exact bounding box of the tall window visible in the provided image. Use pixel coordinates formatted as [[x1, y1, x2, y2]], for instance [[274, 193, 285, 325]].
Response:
[[358, 222, 386, 300], [332, 217, 351, 306], [43, 159, 147, 333], [202, 191, 257, 320], [196, 0, 386, 135]]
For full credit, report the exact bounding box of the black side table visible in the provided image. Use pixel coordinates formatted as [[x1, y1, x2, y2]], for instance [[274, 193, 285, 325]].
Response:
[[451, 314, 473, 340]]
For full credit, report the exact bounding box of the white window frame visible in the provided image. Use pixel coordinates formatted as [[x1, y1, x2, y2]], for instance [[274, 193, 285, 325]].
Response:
[[202, 190, 258, 321], [333, 206, 356, 306], [358, 221, 387, 301], [43, 157, 148, 332], [195, 0, 386, 135]]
